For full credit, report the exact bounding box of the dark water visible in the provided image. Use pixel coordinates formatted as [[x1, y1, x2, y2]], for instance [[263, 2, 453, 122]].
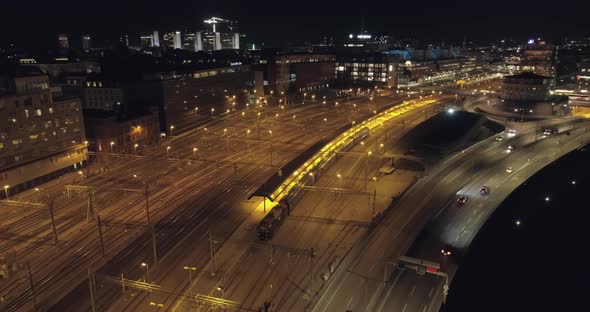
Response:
[[441, 146, 590, 312]]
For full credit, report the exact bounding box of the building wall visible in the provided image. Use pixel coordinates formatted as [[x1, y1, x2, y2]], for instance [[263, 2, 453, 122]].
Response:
[[0, 74, 87, 197], [86, 110, 160, 153], [125, 65, 253, 133], [502, 80, 549, 101], [82, 86, 124, 111]]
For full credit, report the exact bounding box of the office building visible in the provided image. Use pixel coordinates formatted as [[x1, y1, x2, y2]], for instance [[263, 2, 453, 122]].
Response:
[[58, 33, 69, 49], [183, 32, 197, 51], [576, 62, 590, 93], [0, 66, 87, 198], [336, 52, 399, 88], [153, 31, 160, 47], [81, 34, 92, 50], [195, 17, 240, 51], [257, 51, 335, 95], [140, 33, 154, 48], [521, 39, 555, 78]]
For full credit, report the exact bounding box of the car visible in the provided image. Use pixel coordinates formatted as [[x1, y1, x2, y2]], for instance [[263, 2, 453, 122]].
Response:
[[495, 136, 504, 142], [506, 166, 513, 173], [456, 195, 469, 206], [441, 244, 455, 256], [508, 129, 516, 134], [508, 145, 515, 150], [543, 127, 558, 135], [480, 186, 490, 195]]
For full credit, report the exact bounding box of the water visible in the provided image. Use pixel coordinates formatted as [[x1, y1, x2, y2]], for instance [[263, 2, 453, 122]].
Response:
[[441, 146, 590, 311]]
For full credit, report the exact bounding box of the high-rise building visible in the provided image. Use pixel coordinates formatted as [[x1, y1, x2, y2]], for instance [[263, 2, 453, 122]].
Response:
[[195, 17, 240, 51], [153, 31, 160, 47], [58, 33, 69, 49], [120, 34, 130, 47], [174, 31, 182, 49], [521, 38, 555, 79], [140, 33, 154, 48], [0, 66, 88, 198], [160, 31, 183, 50], [183, 32, 197, 51], [81, 34, 92, 50]]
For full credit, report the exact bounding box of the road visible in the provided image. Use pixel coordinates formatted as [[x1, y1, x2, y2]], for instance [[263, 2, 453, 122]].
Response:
[[310, 116, 590, 312], [373, 119, 590, 312]]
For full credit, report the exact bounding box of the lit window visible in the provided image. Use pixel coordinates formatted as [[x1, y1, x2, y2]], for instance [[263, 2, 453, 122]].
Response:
[[35, 109, 42, 116], [49, 107, 54, 114], [24, 110, 30, 118]]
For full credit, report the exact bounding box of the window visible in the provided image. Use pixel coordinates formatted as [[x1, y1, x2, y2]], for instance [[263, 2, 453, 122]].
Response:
[[24, 109, 30, 118], [49, 107, 54, 114], [35, 109, 42, 116]]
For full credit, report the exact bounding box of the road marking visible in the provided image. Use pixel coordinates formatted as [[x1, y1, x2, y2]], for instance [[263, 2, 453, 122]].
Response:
[[346, 296, 354, 307], [402, 303, 408, 312], [423, 304, 429, 312], [369, 263, 376, 273], [466, 217, 472, 224], [429, 287, 434, 297], [409, 285, 416, 296]]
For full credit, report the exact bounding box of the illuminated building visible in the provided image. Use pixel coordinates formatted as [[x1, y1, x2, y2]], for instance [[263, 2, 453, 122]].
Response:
[[162, 31, 182, 50], [576, 63, 590, 93], [58, 33, 69, 49], [0, 66, 87, 198], [499, 72, 567, 116], [195, 17, 240, 51], [81, 34, 92, 50], [140, 33, 154, 48], [502, 72, 550, 102], [521, 39, 555, 78], [335, 52, 398, 88], [153, 31, 160, 47], [183, 32, 197, 51], [256, 51, 335, 95], [82, 75, 125, 112]]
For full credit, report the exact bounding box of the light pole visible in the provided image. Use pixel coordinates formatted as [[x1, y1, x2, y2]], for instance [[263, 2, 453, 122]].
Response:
[[134, 143, 139, 153], [183, 266, 197, 295], [170, 125, 174, 135], [217, 285, 225, 298], [192, 147, 198, 158], [141, 262, 150, 282], [166, 146, 171, 157], [211, 108, 215, 118], [3, 185, 9, 198], [110, 141, 115, 153]]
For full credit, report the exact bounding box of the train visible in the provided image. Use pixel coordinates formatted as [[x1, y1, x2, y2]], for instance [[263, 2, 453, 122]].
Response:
[[256, 199, 290, 240]]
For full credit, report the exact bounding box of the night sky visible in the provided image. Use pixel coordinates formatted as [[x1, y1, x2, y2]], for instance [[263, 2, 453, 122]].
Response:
[[2, 0, 590, 49]]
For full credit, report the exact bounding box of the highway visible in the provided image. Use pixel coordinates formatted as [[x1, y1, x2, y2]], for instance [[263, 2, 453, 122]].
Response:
[[0, 92, 440, 311], [109, 98, 447, 312], [373, 119, 590, 312], [310, 115, 590, 312]]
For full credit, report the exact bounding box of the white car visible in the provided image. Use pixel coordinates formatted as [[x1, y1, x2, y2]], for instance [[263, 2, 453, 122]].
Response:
[[507, 129, 517, 137], [506, 166, 514, 173], [495, 136, 504, 142]]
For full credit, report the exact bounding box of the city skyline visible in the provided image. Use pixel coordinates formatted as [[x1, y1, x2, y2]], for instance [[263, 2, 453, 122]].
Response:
[[2, 0, 590, 49]]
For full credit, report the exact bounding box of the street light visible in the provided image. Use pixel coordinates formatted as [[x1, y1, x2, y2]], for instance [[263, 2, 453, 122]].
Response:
[[166, 146, 171, 157], [134, 143, 139, 153], [141, 262, 150, 281], [110, 141, 115, 153], [3, 185, 9, 198], [211, 108, 215, 117], [217, 285, 225, 297], [183, 266, 197, 295], [193, 147, 198, 157]]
